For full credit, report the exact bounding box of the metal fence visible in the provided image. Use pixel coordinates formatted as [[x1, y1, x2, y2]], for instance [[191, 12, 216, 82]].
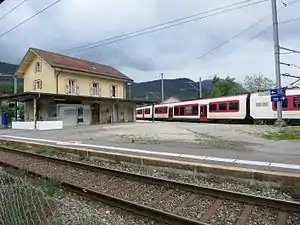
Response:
[[0, 170, 105, 225]]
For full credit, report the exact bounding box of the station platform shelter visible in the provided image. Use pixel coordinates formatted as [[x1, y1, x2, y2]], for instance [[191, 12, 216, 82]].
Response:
[[0, 92, 156, 130]]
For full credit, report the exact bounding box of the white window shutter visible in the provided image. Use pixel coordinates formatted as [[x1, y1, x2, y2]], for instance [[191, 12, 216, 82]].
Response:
[[110, 85, 113, 97], [76, 80, 79, 95], [65, 79, 69, 94], [98, 83, 101, 97], [115, 85, 118, 98]]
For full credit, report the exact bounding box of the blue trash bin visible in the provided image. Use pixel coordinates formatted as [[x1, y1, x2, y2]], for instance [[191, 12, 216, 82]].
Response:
[[2, 112, 9, 128]]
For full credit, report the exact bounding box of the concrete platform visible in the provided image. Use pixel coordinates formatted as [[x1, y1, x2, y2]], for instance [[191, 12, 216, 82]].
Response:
[[0, 121, 300, 173]]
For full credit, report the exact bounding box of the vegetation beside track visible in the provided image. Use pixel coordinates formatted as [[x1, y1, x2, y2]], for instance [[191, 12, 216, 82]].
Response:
[[262, 127, 300, 140]]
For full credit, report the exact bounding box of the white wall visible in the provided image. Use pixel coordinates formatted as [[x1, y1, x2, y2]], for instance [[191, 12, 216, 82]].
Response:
[[12, 121, 63, 130]]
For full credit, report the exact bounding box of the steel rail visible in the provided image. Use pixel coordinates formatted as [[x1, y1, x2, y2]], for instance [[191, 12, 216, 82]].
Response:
[[0, 159, 206, 225], [1, 146, 300, 214]]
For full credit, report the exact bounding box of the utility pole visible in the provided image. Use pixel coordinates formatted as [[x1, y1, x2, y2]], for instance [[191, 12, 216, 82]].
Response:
[[271, 0, 284, 125], [160, 72, 164, 103], [199, 76, 202, 98]]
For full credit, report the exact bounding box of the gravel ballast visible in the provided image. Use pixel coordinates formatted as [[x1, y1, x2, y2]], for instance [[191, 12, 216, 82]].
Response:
[[56, 153, 294, 201], [1, 150, 300, 225]]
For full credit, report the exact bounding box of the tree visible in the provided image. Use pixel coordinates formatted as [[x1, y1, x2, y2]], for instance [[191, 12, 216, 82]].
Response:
[[209, 75, 245, 97], [243, 73, 275, 92]]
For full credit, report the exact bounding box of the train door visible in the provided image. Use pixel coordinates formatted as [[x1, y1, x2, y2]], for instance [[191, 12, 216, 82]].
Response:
[[168, 107, 173, 120], [200, 105, 207, 121]]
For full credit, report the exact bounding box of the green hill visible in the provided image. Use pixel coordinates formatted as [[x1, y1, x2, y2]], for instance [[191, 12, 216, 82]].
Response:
[[130, 78, 213, 101], [0, 62, 23, 94]]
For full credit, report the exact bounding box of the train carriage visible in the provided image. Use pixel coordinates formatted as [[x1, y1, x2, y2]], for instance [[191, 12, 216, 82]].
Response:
[[136, 87, 300, 124], [250, 88, 300, 124], [207, 94, 249, 121]]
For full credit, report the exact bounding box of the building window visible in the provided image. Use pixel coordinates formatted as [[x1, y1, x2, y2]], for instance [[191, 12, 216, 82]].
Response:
[[293, 97, 300, 108], [68, 79, 77, 94], [33, 79, 42, 90], [91, 82, 100, 96], [111, 85, 117, 97], [35, 62, 42, 73]]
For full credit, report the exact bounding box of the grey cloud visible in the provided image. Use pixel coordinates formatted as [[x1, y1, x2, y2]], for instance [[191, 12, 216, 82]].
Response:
[[0, 0, 299, 83]]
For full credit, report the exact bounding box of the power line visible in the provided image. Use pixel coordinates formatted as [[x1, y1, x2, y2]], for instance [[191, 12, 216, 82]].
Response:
[[195, 0, 300, 60], [0, 0, 28, 22], [0, 0, 62, 39], [61, 0, 267, 55]]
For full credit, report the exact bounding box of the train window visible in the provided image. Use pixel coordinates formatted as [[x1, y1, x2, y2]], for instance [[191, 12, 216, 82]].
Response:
[[229, 102, 239, 110], [209, 104, 217, 112], [137, 109, 143, 114], [185, 106, 192, 115], [218, 103, 227, 111], [293, 97, 300, 108], [192, 105, 198, 115], [145, 108, 150, 114], [174, 106, 179, 116], [274, 98, 288, 109], [154, 108, 158, 114], [179, 107, 184, 115]]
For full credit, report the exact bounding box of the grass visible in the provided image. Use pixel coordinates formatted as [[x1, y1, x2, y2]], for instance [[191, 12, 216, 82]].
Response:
[[279, 183, 300, 200], [262, 128, 300, 140]]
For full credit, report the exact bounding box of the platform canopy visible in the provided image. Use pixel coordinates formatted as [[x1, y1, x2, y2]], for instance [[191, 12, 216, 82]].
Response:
[[0, 92, 158, 105]]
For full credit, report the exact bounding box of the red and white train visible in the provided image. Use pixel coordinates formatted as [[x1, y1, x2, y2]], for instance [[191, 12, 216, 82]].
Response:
[[136, 88, 300, 125]]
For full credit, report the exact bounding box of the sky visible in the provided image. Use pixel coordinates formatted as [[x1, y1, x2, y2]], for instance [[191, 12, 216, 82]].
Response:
[[0, 0, 299, 86]]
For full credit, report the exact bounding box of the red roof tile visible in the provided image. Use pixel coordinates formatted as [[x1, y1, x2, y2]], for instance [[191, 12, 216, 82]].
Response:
[[30, 48, 132, 81]]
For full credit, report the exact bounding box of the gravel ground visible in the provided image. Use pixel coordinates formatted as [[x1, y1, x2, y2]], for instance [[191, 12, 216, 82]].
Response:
[[152, 189, 191, 213], [287, 213, 300, 225], [0, 170, 157, 225], [178, 194, 215, 220], [133, 185, 168, 205], [245, 206, 278, 225], [55, 154, 293, 201], [1, 150, 300, 225], [53, 193, 157, 225], [206, 201, 244, 225]]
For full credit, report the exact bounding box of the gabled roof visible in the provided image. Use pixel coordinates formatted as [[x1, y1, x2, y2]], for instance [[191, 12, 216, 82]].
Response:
[[18, 48, 132, 81]]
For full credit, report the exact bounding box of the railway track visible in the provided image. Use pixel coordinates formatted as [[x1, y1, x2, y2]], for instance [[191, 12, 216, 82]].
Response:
[[0, 147, 299, 225]]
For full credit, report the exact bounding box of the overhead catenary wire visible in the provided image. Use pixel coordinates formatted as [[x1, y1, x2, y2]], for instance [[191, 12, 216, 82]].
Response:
[[60, 0, 268, 55], [0, 0, 28, 22], [195, 0, 300, 60], [0, 0, 62, 39]]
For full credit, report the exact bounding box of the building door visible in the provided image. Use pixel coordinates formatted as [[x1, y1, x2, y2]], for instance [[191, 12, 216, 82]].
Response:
[[168, 107, 173, 120], [200, 105, 207, 122], [91, 103, 100, 124]]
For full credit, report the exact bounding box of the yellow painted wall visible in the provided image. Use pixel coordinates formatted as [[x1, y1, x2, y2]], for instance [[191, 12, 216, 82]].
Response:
[[23, 56, 56, 93], [57, 71, 126, 98]]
